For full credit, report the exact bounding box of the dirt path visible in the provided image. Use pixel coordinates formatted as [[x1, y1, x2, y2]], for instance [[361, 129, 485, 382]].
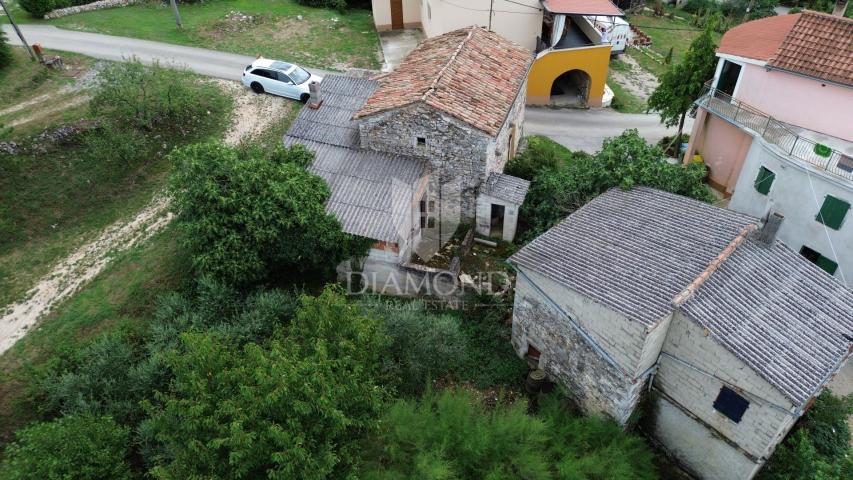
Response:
[[6, 95, 92, 128], [609, 54, 659, 101], [0, 82, 291, 356]]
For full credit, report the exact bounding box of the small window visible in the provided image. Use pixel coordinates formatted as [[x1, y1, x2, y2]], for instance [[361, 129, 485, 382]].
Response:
[[276, 72, 293, 84], [427, 217, 436, 228], [800, 246, 839, 275], [713, 386, 749, 423], [428, 200, 435, 211], [251, 69, 273, 79], [816, 196, 850, 230], [838, 155, 853, 174], [416, 136, 426, 147], [754, 166, 775, 195]]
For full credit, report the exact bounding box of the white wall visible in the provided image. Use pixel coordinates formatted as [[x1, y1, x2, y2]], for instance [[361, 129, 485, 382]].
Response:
[[476, 193, 520, 241], [728, 138, 853, 283], [420, 0, 543, 50]]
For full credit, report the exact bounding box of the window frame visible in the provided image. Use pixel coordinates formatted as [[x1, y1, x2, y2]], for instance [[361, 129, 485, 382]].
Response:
[[713, 386, 749, 423], [753, 166, 775, 195], [815, 195, 850, 230], [800, 246, 839, 276]]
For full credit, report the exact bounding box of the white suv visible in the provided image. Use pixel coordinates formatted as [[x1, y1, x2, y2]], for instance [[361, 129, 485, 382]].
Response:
[[241, 58, 322, 102]]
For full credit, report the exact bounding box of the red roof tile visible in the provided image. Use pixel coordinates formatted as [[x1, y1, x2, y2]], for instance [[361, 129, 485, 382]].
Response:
[[717, 13, 801, 61], [354, 26, 533, 136], [767, 11, 853, 87], [542, 0, 623, 16]]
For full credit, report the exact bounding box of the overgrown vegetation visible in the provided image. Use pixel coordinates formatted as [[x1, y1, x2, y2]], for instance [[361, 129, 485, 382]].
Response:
[[759, 391, 853, 480], [513, 132, 713, 242], [168, 143, 369, 287], [0, 30, 12, 71], [361, 389, 659, 479]]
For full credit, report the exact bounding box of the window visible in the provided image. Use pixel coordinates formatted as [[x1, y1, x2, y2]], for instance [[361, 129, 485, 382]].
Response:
[[800, 246, 839, 275], [816, 195, 850, 230], [276, 72, 294, 84], [838, 155, 853, 174], [754, 166, 775, 195], [416, 136, 427, 147], [716, 60, 742, 96], [713, 386, 749, 423], [251, 69, 274, 79]]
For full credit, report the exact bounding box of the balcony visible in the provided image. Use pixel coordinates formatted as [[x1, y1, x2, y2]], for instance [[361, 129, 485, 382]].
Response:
[[697, 85, 853, 182]]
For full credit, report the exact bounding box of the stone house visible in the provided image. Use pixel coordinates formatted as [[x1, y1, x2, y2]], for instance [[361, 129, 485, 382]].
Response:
[[508, 187, 853, 480], [284, 26, 532, 293]]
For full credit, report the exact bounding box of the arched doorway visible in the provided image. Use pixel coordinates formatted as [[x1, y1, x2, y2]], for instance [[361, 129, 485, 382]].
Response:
[[550, 69, 591, 107]]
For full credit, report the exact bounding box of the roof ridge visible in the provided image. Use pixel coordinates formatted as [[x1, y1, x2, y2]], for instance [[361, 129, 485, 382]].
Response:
[[672, 224, 758, 307], [421, 26, 478, 103]]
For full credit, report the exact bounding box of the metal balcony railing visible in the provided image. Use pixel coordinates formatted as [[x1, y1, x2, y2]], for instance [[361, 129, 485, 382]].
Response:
[[696, 84, 853, 182]]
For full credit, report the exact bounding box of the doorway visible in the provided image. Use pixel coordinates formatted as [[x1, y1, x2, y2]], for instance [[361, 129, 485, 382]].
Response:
[[550, 69, 591, 107], [490, 204, 505, 238], [390, 0, 404, 30], [716, 60, 742, 96]]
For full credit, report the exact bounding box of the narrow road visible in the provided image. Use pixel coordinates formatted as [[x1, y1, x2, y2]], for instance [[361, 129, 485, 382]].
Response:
[[2, 24, 332, 80], [525, 107, 693, 153]]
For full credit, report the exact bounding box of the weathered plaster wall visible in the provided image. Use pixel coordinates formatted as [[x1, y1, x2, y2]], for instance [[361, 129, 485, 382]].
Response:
[[655, 311, 798, 475], [488, 79, 528, 175], [728, 138, 853, 280], [475, 193, 520, 242], [419, 0, 542, 50], [687, 111, 753, 193], [371, 0, 422, 30], [511, 268, 651, 424]]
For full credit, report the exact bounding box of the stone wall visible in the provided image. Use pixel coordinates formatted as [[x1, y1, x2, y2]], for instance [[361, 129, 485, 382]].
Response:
[[475, 192, 520, 242], [653, 311, 799, 478], [511, 268, 649, 424], [487, 79, 528, 175], [45, 0, 140, 19], [358, 104, 493, 218]]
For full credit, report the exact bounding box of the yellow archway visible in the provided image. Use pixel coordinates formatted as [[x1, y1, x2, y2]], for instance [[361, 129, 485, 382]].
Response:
[[526, 46, 611, 107]]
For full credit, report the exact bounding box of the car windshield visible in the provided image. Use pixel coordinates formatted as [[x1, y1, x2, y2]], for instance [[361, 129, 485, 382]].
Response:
[[287, 66, 311, 85]]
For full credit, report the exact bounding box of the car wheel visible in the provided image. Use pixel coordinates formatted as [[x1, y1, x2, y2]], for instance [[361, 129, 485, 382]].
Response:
[[300, 93, 310, 103], [250, 82, 264, 94]]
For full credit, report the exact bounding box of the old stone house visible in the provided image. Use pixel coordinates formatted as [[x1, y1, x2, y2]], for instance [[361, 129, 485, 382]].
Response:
[[509, 187, 853, 480], [284, 26, 532, 292]]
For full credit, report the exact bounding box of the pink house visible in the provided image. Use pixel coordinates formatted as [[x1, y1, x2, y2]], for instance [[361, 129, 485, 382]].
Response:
[[684, 10, 853, 282]]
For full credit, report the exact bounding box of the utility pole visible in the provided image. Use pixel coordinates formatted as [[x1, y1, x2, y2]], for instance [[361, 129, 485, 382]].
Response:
[[169, 0, 183, 29], [488, 0, 494, 31], [0, 0, 37, 61]]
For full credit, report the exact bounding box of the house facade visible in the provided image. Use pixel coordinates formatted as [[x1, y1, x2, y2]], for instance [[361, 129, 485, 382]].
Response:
[[509, 187, 853, 480], [284, 27, 532, 293], [371, 0, 624, 107], [683, 11, 853, 282]]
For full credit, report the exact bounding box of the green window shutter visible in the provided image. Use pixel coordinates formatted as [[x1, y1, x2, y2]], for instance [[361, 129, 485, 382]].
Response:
[[816, 256, 839, 276], [816, 196, 850, 230], [754, 166, 775, 195]]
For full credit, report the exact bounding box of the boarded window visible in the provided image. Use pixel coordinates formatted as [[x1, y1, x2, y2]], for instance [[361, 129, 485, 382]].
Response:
[[816, 196, 850, 230], [713, 386, 749, 423], [754, 166, 775, 195], [800, 246, 839, 275]]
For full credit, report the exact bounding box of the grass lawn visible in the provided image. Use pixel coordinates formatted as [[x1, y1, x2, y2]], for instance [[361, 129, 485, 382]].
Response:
[[625, 12, 722, 77], [0, 227, 190, 442], [7, 0, 381, 70], [607, 58, 647, 114]]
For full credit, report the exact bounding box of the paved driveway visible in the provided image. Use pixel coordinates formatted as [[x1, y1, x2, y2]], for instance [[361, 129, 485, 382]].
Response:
[[524, 106, 694, 153], [2, 24, 332, 80]]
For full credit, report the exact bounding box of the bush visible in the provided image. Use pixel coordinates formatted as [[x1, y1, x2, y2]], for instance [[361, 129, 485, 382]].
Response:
[[0, 415, 132, 480], [518, 129, 713, 242], [295, 0, 349, 11], [505, 136, 576, 181], [169, 142, 369, 286], [0, 31, 13, 72], [760, 391, 853, 479], [18, 0, 55, 18], [91, 60, 231, 134]]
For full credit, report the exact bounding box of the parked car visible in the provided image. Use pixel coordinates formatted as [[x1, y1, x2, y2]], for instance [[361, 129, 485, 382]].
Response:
[[241, 58, 322, 102]]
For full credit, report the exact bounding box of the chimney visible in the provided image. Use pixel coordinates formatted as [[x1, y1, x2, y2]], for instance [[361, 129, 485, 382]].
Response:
[[307, 80, 323, 109], [757, 212, 784, 246], [833, 0, 849, 16]]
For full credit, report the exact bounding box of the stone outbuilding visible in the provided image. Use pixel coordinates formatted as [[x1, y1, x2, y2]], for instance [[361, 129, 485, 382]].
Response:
[[475, 172, 530, 242], [508, 187, 853, 480]]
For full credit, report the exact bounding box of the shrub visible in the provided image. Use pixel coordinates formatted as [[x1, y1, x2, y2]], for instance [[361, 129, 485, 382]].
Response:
[[91, 59, 230, 134], [169, 142, 369, 286], [18, 0, 55, 18], [295, 0, 349, 11], [0, 30, 13, 72], [0, 415, 132, 480], [505, 136, 576, 181]]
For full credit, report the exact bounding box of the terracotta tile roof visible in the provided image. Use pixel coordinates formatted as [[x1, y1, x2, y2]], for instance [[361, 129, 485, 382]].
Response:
[[542, 0, 623, 16], [767, 11, 853, 87], [354, 26, 533, 137], [717, 13, 801, 61]]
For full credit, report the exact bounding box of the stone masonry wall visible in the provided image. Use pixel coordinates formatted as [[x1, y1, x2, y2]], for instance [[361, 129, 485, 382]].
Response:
[[358, 104, 492, 218], [654, 311, 798, 473], [45, 0, 140, 19], [511, 269, 646, 424], [487, 78, 528, 175]]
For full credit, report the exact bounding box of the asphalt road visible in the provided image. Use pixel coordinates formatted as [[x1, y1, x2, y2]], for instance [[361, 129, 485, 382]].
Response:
[[4, 24, 683, 152], [2, 24, 332, 80], [525, 106, 693, 153]]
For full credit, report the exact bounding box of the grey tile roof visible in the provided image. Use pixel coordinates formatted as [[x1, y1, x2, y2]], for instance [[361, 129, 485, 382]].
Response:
[[510, 187, 755, 327], [510, 186, 853, 406], [284, 75, 426, 242], [681, 238, 853, 406], [481, 172, 530, 205]]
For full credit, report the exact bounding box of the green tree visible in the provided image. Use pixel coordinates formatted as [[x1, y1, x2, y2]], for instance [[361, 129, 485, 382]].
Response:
[[144, 286, 389, 480], [0, 30, 13, 72], [0, 415, 132, 480], [169, 143, 369, 286], [647, 26, 717, 150]]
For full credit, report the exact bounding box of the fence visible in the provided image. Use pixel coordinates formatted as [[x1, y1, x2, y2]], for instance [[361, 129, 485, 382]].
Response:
[[697, 84, 853, 182]]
